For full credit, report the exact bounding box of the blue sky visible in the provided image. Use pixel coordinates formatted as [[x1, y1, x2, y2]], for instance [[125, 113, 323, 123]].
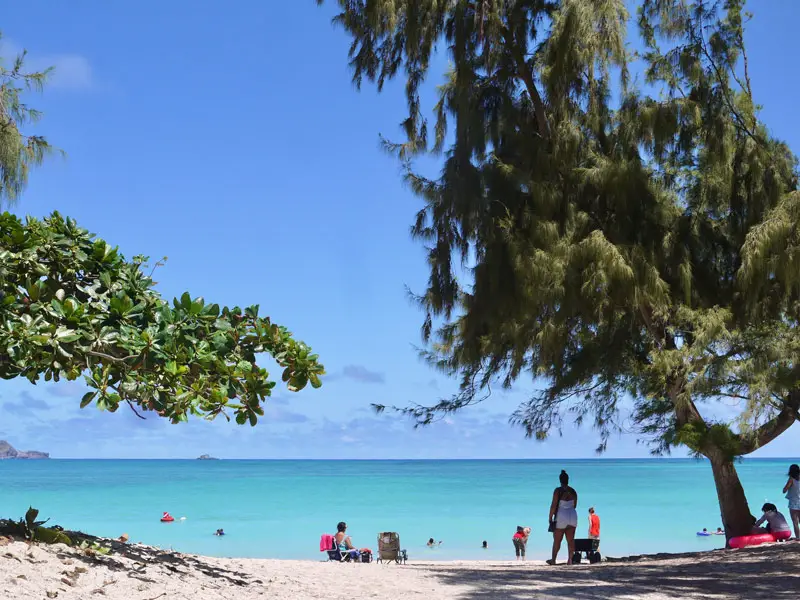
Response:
[[1, 1, 799, 458]]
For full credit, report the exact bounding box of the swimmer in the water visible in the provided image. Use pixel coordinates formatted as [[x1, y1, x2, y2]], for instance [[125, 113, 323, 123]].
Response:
[[427, 538, 441, 547], [482, 540, 488, 549]]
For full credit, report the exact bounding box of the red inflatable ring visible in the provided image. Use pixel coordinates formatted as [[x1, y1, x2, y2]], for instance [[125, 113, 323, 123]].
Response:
[[729, 529, 791, 549]]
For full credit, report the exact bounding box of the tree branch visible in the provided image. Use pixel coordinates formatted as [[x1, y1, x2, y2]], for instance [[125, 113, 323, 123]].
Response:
[[85, 350, 139, 364], [638, 304, 663, 349], [737, 391, 800, 455], [697, 24, 762, 147], [558, 380, 605, 402], [728, 65, 749, 102], [501, 26, 550, 139], [717, 392, 749, 401], [126, 400, 147, 420], [673, 390, 705, 429], [736, 20, 753, 99]]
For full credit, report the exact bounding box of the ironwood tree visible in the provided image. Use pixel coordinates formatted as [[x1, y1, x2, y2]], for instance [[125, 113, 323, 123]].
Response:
[[321, 0, 800, 539]]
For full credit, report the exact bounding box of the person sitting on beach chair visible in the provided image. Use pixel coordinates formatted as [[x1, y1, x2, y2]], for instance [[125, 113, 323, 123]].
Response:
[[334, 521, 360, 561]]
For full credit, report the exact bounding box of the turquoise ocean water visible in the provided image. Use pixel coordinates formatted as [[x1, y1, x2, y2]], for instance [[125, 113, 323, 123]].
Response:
[[0, 459, 794, 561]]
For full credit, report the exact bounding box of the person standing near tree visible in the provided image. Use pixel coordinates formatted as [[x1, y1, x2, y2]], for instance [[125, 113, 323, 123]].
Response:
[[783, 464, 800, 538], [547, 470, 578, 565]]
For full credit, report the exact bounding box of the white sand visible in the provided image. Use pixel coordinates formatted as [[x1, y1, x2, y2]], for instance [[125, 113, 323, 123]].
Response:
[[1, 536, 798, 599]]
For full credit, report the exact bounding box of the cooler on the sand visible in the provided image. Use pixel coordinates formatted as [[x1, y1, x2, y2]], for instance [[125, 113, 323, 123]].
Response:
[[572, 538, 601, 564]]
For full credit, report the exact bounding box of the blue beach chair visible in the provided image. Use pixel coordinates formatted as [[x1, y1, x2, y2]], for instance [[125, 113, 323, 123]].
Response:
[[320, 534, 360, 562]]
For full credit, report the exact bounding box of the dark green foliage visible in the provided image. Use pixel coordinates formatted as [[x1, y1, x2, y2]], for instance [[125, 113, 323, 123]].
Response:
[[321, 0, 800, 461], [6, 506, 71, 544], [0, 212, 324, 425], [23, 506, 48, 539]]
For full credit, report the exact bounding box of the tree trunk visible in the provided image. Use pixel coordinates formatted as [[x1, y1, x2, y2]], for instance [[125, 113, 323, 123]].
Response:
[[708, 453, 754, 543]]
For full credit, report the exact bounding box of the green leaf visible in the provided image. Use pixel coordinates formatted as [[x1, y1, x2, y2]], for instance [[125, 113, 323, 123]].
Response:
[[164, 361, 178, 375], [50, 299, 65, 318], [55, 328, 79, 342], [236, 360, 253, 373], [80, 392, 96, 408]]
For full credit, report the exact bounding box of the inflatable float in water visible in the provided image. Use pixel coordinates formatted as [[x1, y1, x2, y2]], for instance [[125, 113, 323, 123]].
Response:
[[696, 531, 711, 537], [728, 529, 791, 549], [160, 512, 175, 523]]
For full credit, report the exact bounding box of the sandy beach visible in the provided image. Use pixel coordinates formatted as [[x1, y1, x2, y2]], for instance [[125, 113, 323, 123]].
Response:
[[1, 536, 798, 600]]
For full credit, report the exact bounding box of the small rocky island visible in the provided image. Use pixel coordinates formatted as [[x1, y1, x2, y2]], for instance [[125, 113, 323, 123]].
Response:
[[0, 440, 49, 459], [196, 454, 218, 460]]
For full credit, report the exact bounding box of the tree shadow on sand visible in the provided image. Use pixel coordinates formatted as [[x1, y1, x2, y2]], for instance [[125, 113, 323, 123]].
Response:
[[424, 543, 800, 599]]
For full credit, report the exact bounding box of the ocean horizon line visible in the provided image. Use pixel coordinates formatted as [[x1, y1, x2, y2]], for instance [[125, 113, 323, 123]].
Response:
[[13, 456, 797, 461]]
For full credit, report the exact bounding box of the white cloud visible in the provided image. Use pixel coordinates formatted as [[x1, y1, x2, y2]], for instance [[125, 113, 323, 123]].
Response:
[[0, 39, 94, 91], [45, 381, 90, 398], [44, 54, 93, 90]]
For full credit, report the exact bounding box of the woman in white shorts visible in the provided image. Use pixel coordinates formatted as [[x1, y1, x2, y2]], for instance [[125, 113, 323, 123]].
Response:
[[547, 470, 578, 565], [783, 463, 800, 538]]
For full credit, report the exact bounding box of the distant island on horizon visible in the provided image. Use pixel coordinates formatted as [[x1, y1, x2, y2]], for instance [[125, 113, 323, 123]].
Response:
[[196, 454, 218, 460], [0, 440, 49, 460]]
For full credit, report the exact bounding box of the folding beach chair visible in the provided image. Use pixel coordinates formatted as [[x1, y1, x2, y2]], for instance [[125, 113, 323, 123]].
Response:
[[320, 534, 360, 562], [320, 534, 345, 562], [376, 532, 408, 564]]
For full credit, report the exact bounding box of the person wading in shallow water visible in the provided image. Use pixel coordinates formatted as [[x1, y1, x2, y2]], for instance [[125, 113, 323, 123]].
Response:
[[547, 470, 578, 565]]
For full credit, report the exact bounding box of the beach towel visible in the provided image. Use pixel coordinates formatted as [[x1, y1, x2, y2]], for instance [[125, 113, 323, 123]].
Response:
[[320, 534, 334, 552]]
